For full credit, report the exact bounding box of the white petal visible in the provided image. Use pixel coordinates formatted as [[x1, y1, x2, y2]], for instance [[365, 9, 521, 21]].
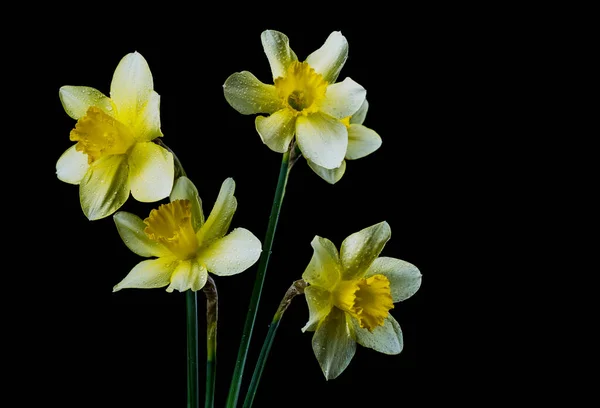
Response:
[[198, 228, 261, 276], [59, 86, 114, 120], [305, 31, 348, 84], [350, 99, 369, 125], [113, 257, 178, 292], [261, 30, 298, 80], [170, 176, 205, 231], [110, 52, 154, 126], [56, 145, 89, 185], [166, 260, 208, 292], [306, 159, 346, 184], [312, 308, 356, 380], [350, 315, 403, 355], [79, 154, 130, 220], [345, 124, 382, 160], [134, 90, 163, 141], [340, 222, 391, 280], [320, 78, 366, 119], [255, 109, 296, 153], [128, 142, 174, 203], [296, 112, 347, 169], [301, 285, 333, 333], [365, 257, 422, 302], [223, 71, 281, 115], [301, 236, 342, 290], [196, 178, 237, 245], [113, 211, 171, 258]]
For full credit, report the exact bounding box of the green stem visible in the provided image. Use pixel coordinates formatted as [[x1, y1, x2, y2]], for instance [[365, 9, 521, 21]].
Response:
[[242, 280, 307, 408], [203, 276, 218, 408], [226, 148, 295, 407], [186, 291, 200, 408]]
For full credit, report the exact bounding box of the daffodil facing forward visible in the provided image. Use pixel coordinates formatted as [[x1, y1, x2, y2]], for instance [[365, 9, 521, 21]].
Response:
[[224, 30, 379, 183], [301, 222, 421, 380], [113, 177, 262, 293], [56, 52, 174, 220]]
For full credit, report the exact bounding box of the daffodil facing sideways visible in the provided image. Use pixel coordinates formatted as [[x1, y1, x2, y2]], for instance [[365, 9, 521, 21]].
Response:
[[112, 177, 262, 293], [301, 222, 421, 380], [223, 30, 381, 184], [56, 52, 174, 220]]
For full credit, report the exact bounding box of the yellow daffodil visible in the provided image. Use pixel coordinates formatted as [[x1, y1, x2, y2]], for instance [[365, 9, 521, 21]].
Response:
[[56, 52, 174, 220], [224, 30, 379, 183], [112, 176, 261, 292], [307, 98, 382, 184], [301, 222, 421, 380]]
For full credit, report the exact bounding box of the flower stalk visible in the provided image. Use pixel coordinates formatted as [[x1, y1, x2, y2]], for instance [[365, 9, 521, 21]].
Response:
[[242, 279, 307, 408], [186, 290, 200, 408], [203, 276, 218, 408], [226, 144, 298, 407]]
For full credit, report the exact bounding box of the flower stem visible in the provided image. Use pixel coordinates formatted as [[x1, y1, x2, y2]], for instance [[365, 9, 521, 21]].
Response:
[[226, 147, 295, 407], [203, 276, 218, 408], [242, 280, 307, 408], [186, 290, 200, 408]]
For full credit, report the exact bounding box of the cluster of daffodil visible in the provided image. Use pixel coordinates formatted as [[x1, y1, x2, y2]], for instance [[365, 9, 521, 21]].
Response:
[[56, 30, 421, 408]]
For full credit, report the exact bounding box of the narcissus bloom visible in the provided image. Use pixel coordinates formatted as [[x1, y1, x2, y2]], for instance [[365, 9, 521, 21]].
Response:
[[301, 222, 421, 380], [224, 30, 378, 182], [56, 52, 174, 220], [113, 177, 261, 293]]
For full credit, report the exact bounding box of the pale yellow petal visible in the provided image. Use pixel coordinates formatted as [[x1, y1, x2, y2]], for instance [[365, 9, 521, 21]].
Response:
[[166, 260, 208, 292], [305, 31, 348, 84], [113, 256, 178, 292], [301, 236, 342, 290], [113, 211, 171, 258], [320, 78, 366, 119], [306, 159, 346, 184], [296, 112, 347, 170], [255, 109, 296, 153], [196, 178, 237, 245], [223, 71, 281, 115], [301, 285, 333, 332], [170, 176, 205, 232], [134, 90, 163, 141], [365, 257, 422, 302], [350, 314, 403, 355], [340, 222, 391, 280], [110, 52, 154, 126], [128, 142, 174, 203], [345, 124, 382, 160], [59, 86, 114, 120], [261, 30, 298, 80], [56, 145, 89, 185], [350, 99, 369, 125], [311, 308, 356, 380], [197, 228, 261, 276], [79, 154, 130, 220]]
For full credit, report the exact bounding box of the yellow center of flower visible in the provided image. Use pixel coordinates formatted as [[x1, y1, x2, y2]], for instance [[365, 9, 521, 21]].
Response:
[[274, 61, 328, 116], [70, 106, 135, 164], [333, 274, 394, 332], [144, 199, 199, 260]]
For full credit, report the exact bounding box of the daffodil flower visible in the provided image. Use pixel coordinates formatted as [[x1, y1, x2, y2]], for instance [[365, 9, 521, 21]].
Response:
[[56, 52, 174, 220], [224, 30, 376, 181], [112, 177, 261, 293], [301, 222, 421, 380], [307, 98, 382, 184]]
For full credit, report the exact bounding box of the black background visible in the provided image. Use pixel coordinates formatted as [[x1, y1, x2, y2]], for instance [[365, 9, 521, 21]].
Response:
[[25, 18, 485, 408]]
